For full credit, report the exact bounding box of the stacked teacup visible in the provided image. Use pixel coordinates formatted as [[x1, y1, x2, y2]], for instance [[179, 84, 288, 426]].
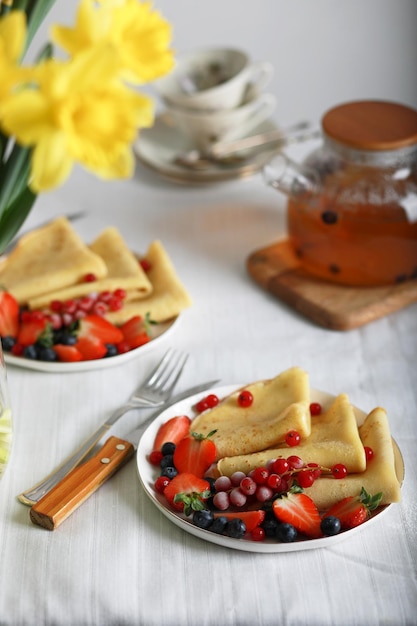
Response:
[[154, 47, 276, 153]]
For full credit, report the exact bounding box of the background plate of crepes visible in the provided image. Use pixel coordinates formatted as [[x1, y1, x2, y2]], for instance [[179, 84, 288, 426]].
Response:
[[0, 217, 191, 373], [137, 373, 404, 553]]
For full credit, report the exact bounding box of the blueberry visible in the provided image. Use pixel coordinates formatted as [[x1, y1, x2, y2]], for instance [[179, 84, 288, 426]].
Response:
[[160, 454, 174, 470], [104, 343, 118, 357], [1, 336, 16, 352], [277, 522, 298, 543], [210, 516, 228, 534], [225, 518, 246, 539], [23, 345, 39, 360], [38, 347, 58, 362], [161, 466, 178, 479], [262, 517, 279, 538], [56, 333, 77, 345], [204, 476, 216, 494], [320, 516, 341, 536], [161, 442, 176, 456], [193, 509, 214, 530]]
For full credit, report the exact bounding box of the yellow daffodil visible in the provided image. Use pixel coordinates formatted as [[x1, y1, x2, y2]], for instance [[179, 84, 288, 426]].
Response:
[[52, 0, 174, 85], [0, 11, 27, 112], [1, 45, 154, 192]]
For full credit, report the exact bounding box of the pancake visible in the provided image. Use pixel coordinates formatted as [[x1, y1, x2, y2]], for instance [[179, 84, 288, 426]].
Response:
[[27, 226, 152, 309], [191, 367, 311, 460], [217, 393, 367, 476], [303, 407, 402, 509], [0, 217, 107, 304], [106, 240, 192, 324]]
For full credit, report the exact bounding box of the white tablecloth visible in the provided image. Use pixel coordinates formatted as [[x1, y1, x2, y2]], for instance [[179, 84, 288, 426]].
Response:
[[1, 147, 416, 626]]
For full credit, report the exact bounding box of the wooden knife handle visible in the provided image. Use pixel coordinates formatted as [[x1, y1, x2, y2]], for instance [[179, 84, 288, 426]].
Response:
[[30, 436, 135, 530]]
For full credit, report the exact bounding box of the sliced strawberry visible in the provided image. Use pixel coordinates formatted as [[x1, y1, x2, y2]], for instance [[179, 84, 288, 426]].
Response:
[[214, 510, 266, 533], [119, 315, 151, 350], [17, 316, 49, 346], [0, 290, 19, 338], [54, 344, 83, 362], [153, 415, 191, 452], [272, 490, 322, 538], [163, 473, 211, 515], [77, 314, 123, 344], [322, 488, 382, 530], [75, 336, 107, 360], [173, 430, 217, 478]]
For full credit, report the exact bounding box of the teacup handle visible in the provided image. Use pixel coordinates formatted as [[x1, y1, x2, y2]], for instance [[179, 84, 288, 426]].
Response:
[[234, 93, 277, 140], [244, 61, 274, 98]]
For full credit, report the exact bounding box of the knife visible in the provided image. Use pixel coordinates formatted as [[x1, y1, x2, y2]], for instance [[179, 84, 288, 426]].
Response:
[[29, 380, 220, 530], [1, 211, 87, 256]]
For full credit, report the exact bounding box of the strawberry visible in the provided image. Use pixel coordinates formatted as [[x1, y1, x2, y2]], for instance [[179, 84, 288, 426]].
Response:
[[119, 314, 152, 350], [173, 430, 217, 478], [153, 415, 191, 452], [54, 344, 83, 362], [77, 314, 123, 345], [75, 336, 107, 361], [0, 290, 19, 338], [272, 488, 322, 538], [17, 315, 50, 346], [322, 487, 382, 530], [163, 473, 211, 515], [214, 510, 266, 533]]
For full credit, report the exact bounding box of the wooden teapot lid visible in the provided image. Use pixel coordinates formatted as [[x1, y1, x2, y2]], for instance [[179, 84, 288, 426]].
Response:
[[322, 100, 417, 150]]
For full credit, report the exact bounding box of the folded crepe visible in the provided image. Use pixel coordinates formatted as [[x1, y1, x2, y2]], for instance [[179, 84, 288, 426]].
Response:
[[27, 226, 152, 309], [303, 407, 402, 509], [217, 393, 367, 476], [191, 367, 311, 460], [0, 217, 107, 304], [106, 240, 192, 324]]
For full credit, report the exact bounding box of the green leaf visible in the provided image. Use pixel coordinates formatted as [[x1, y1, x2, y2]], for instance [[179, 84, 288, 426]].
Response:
[[0, 144, 32, 219], [24, 0, 57, 54], [0, 186, 36, 255]]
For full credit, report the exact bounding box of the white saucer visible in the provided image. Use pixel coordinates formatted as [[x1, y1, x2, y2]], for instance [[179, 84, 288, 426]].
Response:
[[134, 113, 282, 184]]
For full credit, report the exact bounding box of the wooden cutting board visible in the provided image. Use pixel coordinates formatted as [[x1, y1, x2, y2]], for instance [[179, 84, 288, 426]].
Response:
[[247, 240, 417, 330]]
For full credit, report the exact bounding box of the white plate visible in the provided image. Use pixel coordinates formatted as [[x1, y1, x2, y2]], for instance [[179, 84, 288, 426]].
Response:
[[134, 113, 282, 185], [4, 316, 180, 373], [137, 384, 404, 553]]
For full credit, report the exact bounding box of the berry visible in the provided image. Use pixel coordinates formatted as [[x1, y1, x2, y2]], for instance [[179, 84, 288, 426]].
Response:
[[285, 430, 301, 447], [323, 488, 382, 530], [237, 390, 253, 408], [255, 485, 273, 503], [205, 394, 219, 408], [271, 458, 290, 475], [251, 526, 265, 542], [229, 488, 247, 508], [114, 288, 127, 299], [287, 455, 303, 469], [38, 347, 57, 362], [161, 442, 176, 456], [17, 315, 49, 346], [277, 522, 298, 543], [84, 273, 97, 282], [23, 345, 38, 360], [153, 415, 191, 452], [92, 301, 108, 316], [252, 466, 269, 485], [262, 516, 279, 538], [164, 473, 211, 515], [212, 491, 230, 511], [240, 476, 257, 495], [309, 402, 322, 415], [119, 315, 150, 350], [104, 343, 118, 357], [149, 450, 164, 465], [214, 476, 232, 492], [159, 454, 174, 470], [210, 516, 228, 534], [364, 446, 374, 463], [216, 510, 265, 533], [140, 258, 151, 272], [266, 473, 282, 490], [154, 476, 170, 493], [320, 516, 341, 536], [193, 509, 214, 530], [0, 290, 19, 338], [195, 399, 209, 413], [297, 469, 316, 489], [272, 490, 322, 538], [173, 430, 217, 478], [225, 518, 246, 539], [230, 471, 246, 486], [1, 336, 15, 352], [332, 463, 348, 479], [161, 466, 178, 480]]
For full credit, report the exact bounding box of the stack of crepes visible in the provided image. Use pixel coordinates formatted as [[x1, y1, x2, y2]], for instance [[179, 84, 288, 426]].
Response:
[[0, 217, 192, 324], [191, 367, 402, 510]]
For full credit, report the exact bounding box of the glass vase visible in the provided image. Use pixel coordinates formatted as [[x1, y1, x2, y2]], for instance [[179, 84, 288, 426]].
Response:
[[0, 343, 12, 479]]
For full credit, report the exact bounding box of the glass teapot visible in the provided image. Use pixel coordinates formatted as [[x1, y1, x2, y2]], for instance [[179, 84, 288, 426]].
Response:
[[263, 100, 417, 287]]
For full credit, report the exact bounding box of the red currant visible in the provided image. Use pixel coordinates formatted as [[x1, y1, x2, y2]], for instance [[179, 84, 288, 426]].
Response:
[[63, 299, 77, 314], [149, 450, 164, 465], [271, 458, 290, 475], [285, 430, 301, 447], [252, 467, 269, 485], [154, 476, 170, 493], [140, 258, 152, 272], [50, 299, 63, 312], [205, 394, 219, 408], [237, 390, 253, 408], [93, 301, 108, 316], [297, 469, 315, 488], [114, 288, 127, 299], [364, 446, 374, 463], [98, 291, 113, 303], [266, 473, 282, 490], [332, 463, 348, 479], [287, 455, 303, 469], [84, 273, 97, 282], [307, 463, 322, 479], [251, 526, 265, 542], [195, 399, 209, 413], [108, 296, 123, 311], [310, 402, 322, 415]]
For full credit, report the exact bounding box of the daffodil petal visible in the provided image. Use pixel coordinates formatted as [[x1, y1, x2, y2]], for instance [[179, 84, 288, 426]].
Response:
[[1, 91, 52, 145], [0, 11, 26, 63], [30, 134, 73, 192]]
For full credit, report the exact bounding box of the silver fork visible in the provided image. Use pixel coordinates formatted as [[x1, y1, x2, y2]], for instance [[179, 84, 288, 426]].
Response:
[[18, 349, 188, 505]]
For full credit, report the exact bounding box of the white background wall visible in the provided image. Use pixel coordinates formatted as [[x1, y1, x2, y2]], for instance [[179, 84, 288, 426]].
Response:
[[30, 0, 417, 126]]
